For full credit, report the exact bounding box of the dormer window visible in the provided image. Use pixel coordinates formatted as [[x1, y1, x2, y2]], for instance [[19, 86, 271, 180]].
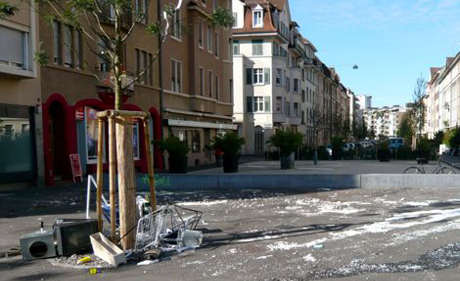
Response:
[[252, 5, 263, 28]]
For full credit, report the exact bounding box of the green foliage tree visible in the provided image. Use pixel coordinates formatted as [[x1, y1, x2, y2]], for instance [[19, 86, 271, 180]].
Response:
[[0, 2, 17, 18], [397, 111, 414, 148]]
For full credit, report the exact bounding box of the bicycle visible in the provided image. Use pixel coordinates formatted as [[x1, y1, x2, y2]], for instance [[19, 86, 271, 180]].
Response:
[[403, 158, 456, 174]]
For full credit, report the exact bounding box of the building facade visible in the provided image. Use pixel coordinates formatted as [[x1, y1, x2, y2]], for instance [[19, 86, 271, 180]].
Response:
[[232, 0, 351, 153], [363, 105, 406, 138], [38, 1, 163, 186], [0, 0, 44, 189], [161, 0, 236, 167], [423, 54, 460, 140], [356, 94, 372, 110]]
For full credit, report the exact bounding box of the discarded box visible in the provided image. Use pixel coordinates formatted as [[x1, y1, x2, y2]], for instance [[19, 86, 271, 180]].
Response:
[[90, 233, 126, 267], [20, 230, 57, 260]]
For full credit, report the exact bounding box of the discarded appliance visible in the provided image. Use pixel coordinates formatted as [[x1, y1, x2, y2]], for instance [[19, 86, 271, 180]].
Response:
[[20, 222, 56, 260], [90, 232, 126, 267], [134, 204, 202, 251], [54, 219, 98, 256]]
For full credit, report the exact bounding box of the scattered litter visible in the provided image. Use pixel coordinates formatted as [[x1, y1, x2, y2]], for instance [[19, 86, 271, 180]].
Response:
[[313, 244, 324, 249], [77, 256, 92, 265], [137, 259, 159, 266], [90, 233, 126, 267], [89, 268, 100, 275], [303, 254, 317, 262]]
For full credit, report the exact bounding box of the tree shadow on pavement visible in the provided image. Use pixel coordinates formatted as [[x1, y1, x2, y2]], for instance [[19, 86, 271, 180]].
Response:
[[200, 222, 367, 250]]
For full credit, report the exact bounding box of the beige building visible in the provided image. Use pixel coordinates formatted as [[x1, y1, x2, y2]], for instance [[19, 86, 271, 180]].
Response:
[[424, 54, 460, 140], [161, 0, 235, 166], [0, 0, 44, 188]]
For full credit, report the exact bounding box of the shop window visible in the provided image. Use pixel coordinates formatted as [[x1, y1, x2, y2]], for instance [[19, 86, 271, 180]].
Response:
[[0, 104, 34, 179], [192, 130, 200, 153], [85, 107, 105, 164]]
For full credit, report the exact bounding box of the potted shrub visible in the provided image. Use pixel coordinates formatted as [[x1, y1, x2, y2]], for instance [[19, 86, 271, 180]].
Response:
[[159, 136, 189, 173], [415, 137, 432, 164], [267, 130, 303, 169], [212, 132, 245, 173], [377, 140, 390, 162]]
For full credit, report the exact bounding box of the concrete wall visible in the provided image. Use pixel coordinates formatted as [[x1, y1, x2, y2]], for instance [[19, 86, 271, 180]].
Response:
[[130, 174, 460, 192]]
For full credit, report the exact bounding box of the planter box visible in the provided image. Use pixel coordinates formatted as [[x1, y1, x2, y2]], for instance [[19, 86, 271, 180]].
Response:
[[223, 154, 239, 173], [280, 153, 295, 169]]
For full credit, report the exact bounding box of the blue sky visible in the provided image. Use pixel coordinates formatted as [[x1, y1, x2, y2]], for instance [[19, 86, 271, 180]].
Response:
[[290, 0, 460, 107]]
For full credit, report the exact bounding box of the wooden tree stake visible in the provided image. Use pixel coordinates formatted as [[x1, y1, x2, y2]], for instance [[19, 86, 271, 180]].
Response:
[[96, 118, 104, 232], [143, 118, 157, 211], [115, 116, 137, 250], [108, 115, 117, 241]]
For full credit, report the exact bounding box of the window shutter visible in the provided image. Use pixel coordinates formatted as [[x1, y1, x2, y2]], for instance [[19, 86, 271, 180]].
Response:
[[264, 68, 270, 85], [264, 96, 271, 112], [246, 97, 253, 112], [246, 68, 252, 85]]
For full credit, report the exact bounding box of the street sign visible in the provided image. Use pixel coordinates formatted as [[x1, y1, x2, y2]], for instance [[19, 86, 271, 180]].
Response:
[[69, 154, 83, 183]]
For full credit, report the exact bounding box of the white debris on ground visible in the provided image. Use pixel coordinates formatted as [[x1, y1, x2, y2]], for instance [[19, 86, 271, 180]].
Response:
[[53, 254, 112, 268]]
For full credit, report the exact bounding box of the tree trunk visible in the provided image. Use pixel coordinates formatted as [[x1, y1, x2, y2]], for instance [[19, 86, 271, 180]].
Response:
[[115, 116, 137, 250]]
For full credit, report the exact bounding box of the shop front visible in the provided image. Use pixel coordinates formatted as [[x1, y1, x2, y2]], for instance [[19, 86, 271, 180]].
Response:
[[42, 93, 163, 186]]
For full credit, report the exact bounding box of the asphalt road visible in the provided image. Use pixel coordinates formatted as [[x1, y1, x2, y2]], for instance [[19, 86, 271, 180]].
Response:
[[2, 183, 460, 280]]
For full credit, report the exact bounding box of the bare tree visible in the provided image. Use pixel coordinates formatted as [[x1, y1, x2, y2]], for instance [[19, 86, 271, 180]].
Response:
[[411, 75, 427, 146], [309, 104, 326, 165]]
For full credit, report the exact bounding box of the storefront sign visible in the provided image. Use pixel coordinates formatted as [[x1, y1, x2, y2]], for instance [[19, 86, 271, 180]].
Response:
[[69, 154, 82, 183]]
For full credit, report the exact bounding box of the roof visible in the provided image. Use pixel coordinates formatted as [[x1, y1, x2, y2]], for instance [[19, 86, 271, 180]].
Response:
[[242, 0, 286, 10]]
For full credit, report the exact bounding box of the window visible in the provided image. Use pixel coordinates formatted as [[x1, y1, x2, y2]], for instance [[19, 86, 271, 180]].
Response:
[[53, 21, 61, 64], [192, 130, 200, 153], [233, 12, 237, 27], [198, 21, 204, 47], [276, 69, 282, 85], [293, 79, 299, 92], [208, 70, 213, 97], [294, 102, 299, 116], [254, 97, 264, 112], [215, 31, 219, 57], [302, 110, 305, 124], [212, 0, 218, 10], [136, 49, 152, 85], [285, 77, 290, 91], [246, 68, 270, 85], [285, 100, 290, 116], [0, 25, 31, 70], [253, 68, 264, 85], [252, 40, 263, 55], [98, 37, 111, 72], [132, 122, 140, 160], [276, 97, 282, 112], [253, 10, 263, 27], [215, 75, 219, 99], [63, 25, 73, 67], [172, 9, 181, 40], [264, 96, 271, 112], [74, 31, 82, 69], [85, 107, 105, 164], [273, 42, 279, 56], [233, 40, 240, 55], [302, 90, 306, 103], [135, 0, 147, 23], [207, 25, 212, 52], [199, 67, 204, 96], [171, 59, 182, 92]]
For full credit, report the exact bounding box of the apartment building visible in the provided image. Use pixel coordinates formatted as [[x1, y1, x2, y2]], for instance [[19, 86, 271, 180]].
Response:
[[161, 0, 235, 167], [233, 0, 352, 153], [0, 0, 44, 188], [38, 1, 163, 186], [364, 105, 406, 138], [424, 54, 460, 139], [356, 94, 372, 110]]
